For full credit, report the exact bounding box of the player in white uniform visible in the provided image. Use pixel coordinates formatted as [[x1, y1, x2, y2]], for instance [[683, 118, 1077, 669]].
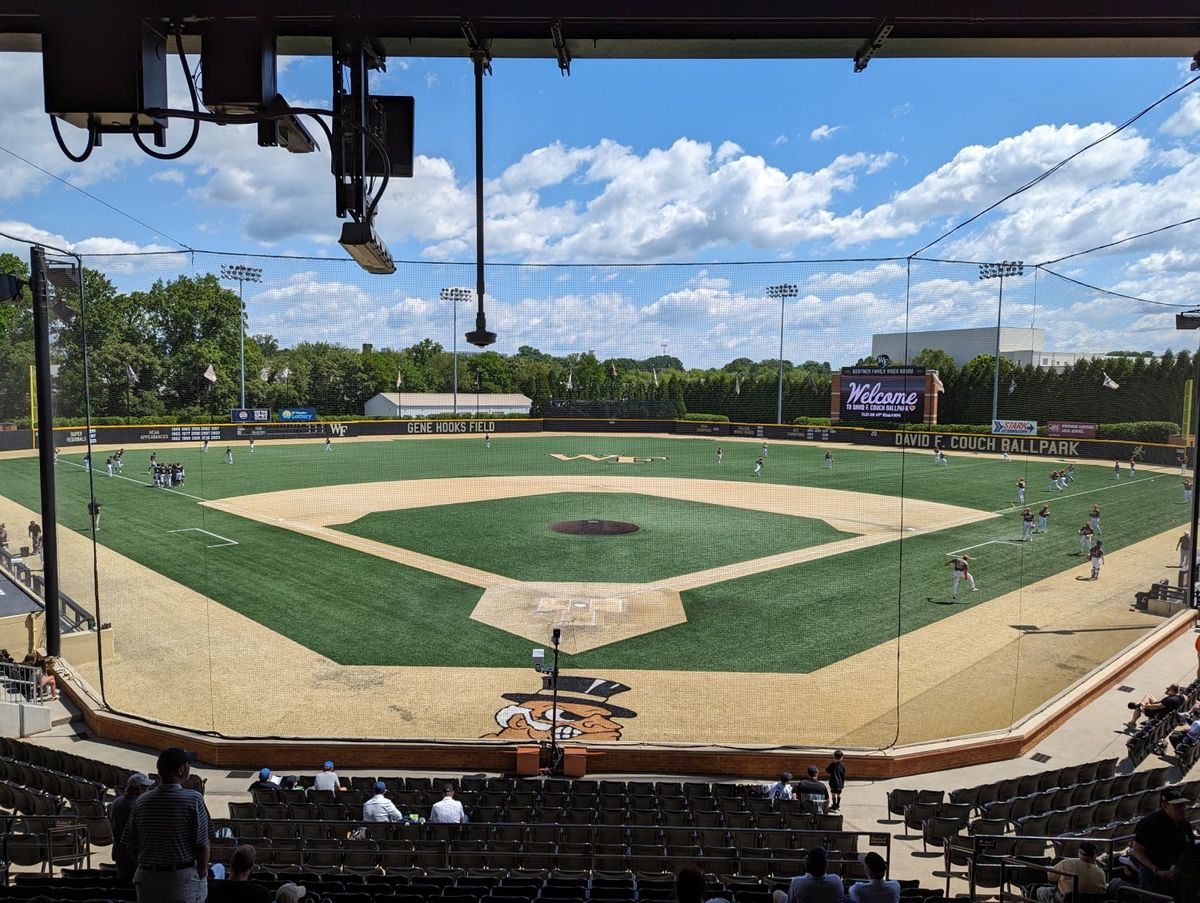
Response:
[[249, 438, 255, 453], [716, 446, 723, 464], [202, 439, 209, 453], [1021, 507, 1034, 541], [324, 437, 332, 452], [1129, 456, 1136, 477], [1016, 478, 1026, 504], [105, 457, 113, 477], [1078, 522, 1094, 555], [761, 442, 768, 458], [824, 451, 833, 469], [1002, 449, 1011, 463], [1037, 504, 1049, 534], [753, 457, 763, 477], [945, 554, 978, 597], [484, 433, 491, 449], [225, 447, 234, 465], [1113, 461, 1121, 480]]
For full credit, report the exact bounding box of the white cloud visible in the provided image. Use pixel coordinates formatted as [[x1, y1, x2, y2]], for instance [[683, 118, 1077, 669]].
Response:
[[1161, 93, 1200, 136], [891, 103, 913, 118], [150, 170, 186, 185], [771, 135, 789, 146], [810, 124, 844, 142]]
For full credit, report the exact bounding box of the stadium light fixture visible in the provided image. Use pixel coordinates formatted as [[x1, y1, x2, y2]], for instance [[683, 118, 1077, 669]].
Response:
[[441, 287, 475, 414], [978, 261, 1025, 422], [220, 263, 263, 409], [339, 221, 396, 275], [765, 283, 799, 425]]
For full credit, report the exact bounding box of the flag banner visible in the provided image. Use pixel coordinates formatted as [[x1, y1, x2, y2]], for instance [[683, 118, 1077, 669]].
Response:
[[1102, 372, 1120, 390], [566, 369, 573, 391], [610, 361, 618, 378], [125, 363, 139, 385], [1008, 378, 1018, 395], [396, 371, 403, 389], [203, 364, 218, 383], [735, 375, 741, 396], [930, 371, 944, 394], [652, 368, 659, 387]]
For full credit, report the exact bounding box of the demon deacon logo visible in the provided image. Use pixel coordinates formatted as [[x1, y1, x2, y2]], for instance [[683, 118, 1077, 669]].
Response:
[[482, 676, 637, 742]]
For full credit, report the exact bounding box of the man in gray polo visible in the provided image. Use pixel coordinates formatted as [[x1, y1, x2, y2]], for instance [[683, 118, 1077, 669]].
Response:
[[120, 747, 212, 902], [110, 772, 155, 880]]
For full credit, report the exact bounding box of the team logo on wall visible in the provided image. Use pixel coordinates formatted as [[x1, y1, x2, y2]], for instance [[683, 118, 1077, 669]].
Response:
[[482, 676, 638, 741], [550, 454, 668, 464]]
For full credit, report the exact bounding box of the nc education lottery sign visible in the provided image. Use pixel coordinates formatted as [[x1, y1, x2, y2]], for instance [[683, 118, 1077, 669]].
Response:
[[992, 419, 1038, 436], [838, 367, 925, 424]]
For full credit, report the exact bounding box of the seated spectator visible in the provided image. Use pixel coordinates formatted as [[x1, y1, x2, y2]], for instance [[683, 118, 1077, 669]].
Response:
[[676, 865, 731, 903], [276, 884, 307, 903], [772, 846, 843, 903], [429, 785, 467, 823], [312, 761, 345, 792], [247, 768, 277, 793], [794, 765, 830, 813], [279, 775, 301, 790], [764, 772, 794, 801], [1170, 717, 1200, 753], [363, 781, 404, 822], [848, 852, 900, 903], [1028, 841, 1105, 903], [1130, 789, 1196, 895], [110, 773, 155, 881], [23, 654, 58, 700], [1127, 683, 1185, 729], [207, 844, 270, 902]]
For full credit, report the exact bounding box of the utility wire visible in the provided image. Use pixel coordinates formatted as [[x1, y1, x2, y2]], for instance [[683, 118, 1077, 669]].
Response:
[[1037, 215, 1200, 266], [0, 141, 194, 252], [1038, 265, 1190, 307], [909, 75, 1200, 258]]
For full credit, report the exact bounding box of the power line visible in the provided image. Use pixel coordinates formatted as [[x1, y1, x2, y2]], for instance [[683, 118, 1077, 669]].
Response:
[[1036, 215, 1200, 266], [909, 74, 1200, 258], [0, 141, 194, 252]]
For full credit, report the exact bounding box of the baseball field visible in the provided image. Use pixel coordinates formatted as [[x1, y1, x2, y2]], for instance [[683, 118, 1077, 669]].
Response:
[[0, 432, 1183, 747]]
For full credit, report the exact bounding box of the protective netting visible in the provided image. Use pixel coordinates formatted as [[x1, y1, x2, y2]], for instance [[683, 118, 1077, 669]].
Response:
[[0, 248, 1192, 750]]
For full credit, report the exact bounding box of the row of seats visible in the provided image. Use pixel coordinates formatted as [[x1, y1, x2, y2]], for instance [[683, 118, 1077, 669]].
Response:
[[979, 767, 1168, 821], [946, 758, 1118, 811], [0, 736, 130, 795], [1011, 788, 1166, 836], [1126, 680, 1200, 765], [0, 756, 107, 802]]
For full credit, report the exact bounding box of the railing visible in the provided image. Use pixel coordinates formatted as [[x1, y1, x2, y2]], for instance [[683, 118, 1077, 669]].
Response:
[[0, 660, 44, 704], [0, 546, 95, 634], [998, 856, 1084, 902], [946, 836, 1126, 898]]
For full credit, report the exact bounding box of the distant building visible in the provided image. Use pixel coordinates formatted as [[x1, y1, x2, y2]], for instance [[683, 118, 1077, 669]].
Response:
[[871, 327, 1107, 370], [363, 392, 532, 418]]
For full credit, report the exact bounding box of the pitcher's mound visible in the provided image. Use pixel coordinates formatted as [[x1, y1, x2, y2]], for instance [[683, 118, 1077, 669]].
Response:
[[550, 519, 639, 536]]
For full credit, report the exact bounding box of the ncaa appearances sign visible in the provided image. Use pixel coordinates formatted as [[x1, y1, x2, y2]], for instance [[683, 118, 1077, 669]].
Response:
[[838, 367, 925, 423], [279, 408, 317, 422], [992, 419, 1038, 436]]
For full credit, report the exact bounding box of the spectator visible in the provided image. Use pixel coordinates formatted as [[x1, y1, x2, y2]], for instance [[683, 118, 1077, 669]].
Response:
[[110, 773, 155, 881], [120, 746, 211, 903], [278, 776, 301, 791], [764, 773, 794, 801], [311, 761, 344, 792], [246, 769, 276, 793], [825, 751, 846, 812], [429, 785, 467, 824], [675, 865, 730, 903], [0, 522, 8, 550], [1170, 716, 1200, 753], [772, 846, 843, 903], [1130, 789, 1196, 895], [206, 844, 270, 902], [794, 765, 830, 813], [848, 852, 899, 903], [275, 884, 307, 903], [363, 781, 404, 822], [1031, 841, 1105, 903], [1127, 684, 1185, 729]]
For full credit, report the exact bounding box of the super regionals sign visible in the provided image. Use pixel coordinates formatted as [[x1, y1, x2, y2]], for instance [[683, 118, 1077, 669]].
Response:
[[838, 367, 925, 423], [992, 419, 1038, 436]]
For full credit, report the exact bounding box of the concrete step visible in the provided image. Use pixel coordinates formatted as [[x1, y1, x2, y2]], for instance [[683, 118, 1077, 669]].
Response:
[[45, 696, 82, 728]]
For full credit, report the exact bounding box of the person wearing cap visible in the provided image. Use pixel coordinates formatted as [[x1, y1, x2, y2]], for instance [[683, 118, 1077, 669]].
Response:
[[1126, 683, 1185, 730], [793, 766, 830, 814], [772, 846, 843, 903], [848, 851, 899, 903], [429, 785, 467, 824], [1028, 841, 1105, 903], [110, 772, 155, 881], [764, 773, 794, 801], [1131, 790, 1196, 894], [275, 884, 307, 903], [675, 865, 731, 903], [945, 554, 977, 597], [312, 761, 345, 792], [246, 768, 277, 793], [120, 747, 212, 903], [363, 782, 405, 822], [206, 844, 269, 903]]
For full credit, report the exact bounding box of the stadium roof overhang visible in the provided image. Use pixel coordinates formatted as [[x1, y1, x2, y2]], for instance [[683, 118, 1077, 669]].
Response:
[[1, 1, 1199, 60]]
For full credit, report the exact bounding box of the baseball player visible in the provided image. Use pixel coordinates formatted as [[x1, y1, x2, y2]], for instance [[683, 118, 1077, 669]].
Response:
[[761, 442, 768, 458], [82, 452, 91, 472], [324, 436, 332, 452], [249, 438, 255, 453], [1016, 478, 1026, 505], [1065, 463, 1075, 484], [1113, 460, 1121, 480], [115, 449, 124, 472], [824, 451, 833, 469], [52, 447, 58, 463], [1089, 542, 1104, 580], [202, 438, 209, 453], [1021, 507, 1035, 541], [87, 500, 101, 531], [1057, 470, 1068, 490], [1047, 470, 1061, 492], [1002, 448, 1011, 463], [225, 447, 234, 465], [945, 554, 978, 597], [1037, 503, 1050, 534], [1186, 478, 1194, 504], [1129, 456, 1137, 477], [1090, 504, 1101, 535], [716, 446, 723, 464], [104, 457, 113, 477], [1180, 451, 1189, 475], [1078, 521, 1094, 555], [753, 457, 763, 477], [1178, 530, 1192, 572], [484, 433, 491, 450]]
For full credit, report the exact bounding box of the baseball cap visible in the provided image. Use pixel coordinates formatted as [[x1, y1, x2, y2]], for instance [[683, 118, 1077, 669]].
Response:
[[323, 760, 334, 770], [1163, 789, 1190, 805], [156, 747, 197, 774], [276, 883, 307, 903], [375, 781, 388, 793], [125, 772, 154, 789], [259, 767, 272, 780]]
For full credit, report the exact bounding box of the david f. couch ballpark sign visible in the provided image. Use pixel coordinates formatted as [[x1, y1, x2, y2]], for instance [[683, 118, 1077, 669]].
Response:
[[838, 367, 925, 423]]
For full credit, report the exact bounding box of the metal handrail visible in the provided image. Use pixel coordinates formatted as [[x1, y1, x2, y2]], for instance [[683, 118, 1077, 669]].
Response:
[[945, 836, 1123, 899], [998, 856, 1081, 902], [0, 548, 94, 634], [0, 661, 45, 704], [1115, 886, 1175, 903]]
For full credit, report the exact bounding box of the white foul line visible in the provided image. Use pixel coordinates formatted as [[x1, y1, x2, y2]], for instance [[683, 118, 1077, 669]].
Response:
[[58, 458, 210, 503], [166, 527, 239, 549]]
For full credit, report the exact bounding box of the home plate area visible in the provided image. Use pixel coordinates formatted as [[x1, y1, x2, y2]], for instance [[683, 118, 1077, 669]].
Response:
[[470, 582, 685, 653]]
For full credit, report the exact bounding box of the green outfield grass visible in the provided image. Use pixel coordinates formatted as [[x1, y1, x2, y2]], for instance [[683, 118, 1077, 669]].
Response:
[[336, 491, 853, 582], [0, 434, 1185, 672]]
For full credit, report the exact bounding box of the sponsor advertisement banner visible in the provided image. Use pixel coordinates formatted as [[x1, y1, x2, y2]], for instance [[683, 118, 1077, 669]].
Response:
[[991, 419, 1038, 436], [838, 367, 926, 423], [278, 407, 317, 422], [1048, 421, 1098, 438], [230, 408, 270, 423]]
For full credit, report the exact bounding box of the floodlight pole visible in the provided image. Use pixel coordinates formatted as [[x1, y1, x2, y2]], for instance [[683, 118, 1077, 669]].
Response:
[[441, 287, 472, 413], [979, 261, 1024, 423], [220, 265, 263, 410], [1175, 311, 1200, 617], [29, 247, 61, 657], [766, 284, 798, 424]]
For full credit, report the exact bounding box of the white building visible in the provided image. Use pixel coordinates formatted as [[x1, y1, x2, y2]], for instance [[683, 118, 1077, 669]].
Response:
[[871, 327, 1106, 370], [364, 392, 532, 417]]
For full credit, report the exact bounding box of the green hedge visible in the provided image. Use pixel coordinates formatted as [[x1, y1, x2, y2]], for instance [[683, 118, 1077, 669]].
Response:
[[681, 413, 731, 422], [1096, 421, 1179, 442], [21, 411, 538, 429]]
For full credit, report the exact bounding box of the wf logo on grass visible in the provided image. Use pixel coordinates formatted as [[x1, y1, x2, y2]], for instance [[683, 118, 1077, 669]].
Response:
[[550, 454, 668, 465]]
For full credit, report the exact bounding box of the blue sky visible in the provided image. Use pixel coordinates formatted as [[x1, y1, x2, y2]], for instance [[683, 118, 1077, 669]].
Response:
[[1, 51, 1200, 366]]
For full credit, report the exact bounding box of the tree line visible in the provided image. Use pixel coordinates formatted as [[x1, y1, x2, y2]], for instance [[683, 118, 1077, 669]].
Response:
[[0, 257, 1189, 430]]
